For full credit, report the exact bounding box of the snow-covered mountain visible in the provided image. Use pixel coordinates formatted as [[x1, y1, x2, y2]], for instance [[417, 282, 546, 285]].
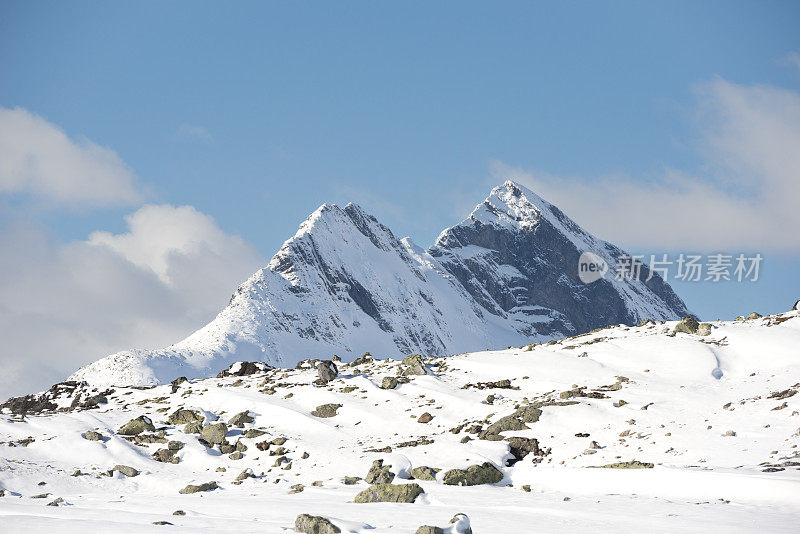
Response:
[[68, 181, 690, 387]]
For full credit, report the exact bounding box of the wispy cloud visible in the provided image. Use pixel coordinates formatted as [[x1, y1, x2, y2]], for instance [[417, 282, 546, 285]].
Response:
[[177, 123, 212, 142], [492, 76, 800, 252]]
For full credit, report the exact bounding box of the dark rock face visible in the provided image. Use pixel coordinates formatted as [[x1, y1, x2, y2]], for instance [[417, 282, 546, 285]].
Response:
[[316, 360, 338, 384], [217, 361, 272, 378], [1, 381, 112, 415], [429, 182, 691, 337]]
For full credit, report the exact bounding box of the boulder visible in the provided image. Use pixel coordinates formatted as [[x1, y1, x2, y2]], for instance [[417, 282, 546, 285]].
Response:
[[201, 422, 228, 445], [153, 448, 180, 464], [449, 513, 473, 534], [168, 409, 203, 426], [353, 482, 424, 503], [184, 420, 203, 434], [505, 436, 542, 462], [295, 513, 341, 534], [170, 376, 187, 393], [417, 412, 433, 423], [217, 361, 272, 378], [117, 415, 155, 436], [365, 459, 395, 484], [380, 376, 399, 390], [697, 323, 712, 336], [311, 403, 342, 418], [84, 430, 103, 441], [442, 462, 503, 486], [316, 360, 339, 384], [410, 466, 439, 481], [244, 428, 267, 438], [674, 316, 700, 334], [415, 527, 444, 534], [400, 354, 428, 376], [113, 465, 140, 477], [180, 481, 218, 494], [228, 410, 254, 427]]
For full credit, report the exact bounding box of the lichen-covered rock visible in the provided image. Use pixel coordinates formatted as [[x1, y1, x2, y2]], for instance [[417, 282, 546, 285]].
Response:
[[343, 476, 361, 485], [415, 526, 444, 534], [117, 415, 155, 436], [353, 482, 424, 503], [201, 422, 228, 445], [400, 354, 429, 376], [295, 513, 341, 533], [697, 323, 712, 336], [153, 448, 180, 464], [168, 409, 203, 426], [365, 459, 395, 484], [442, 462, 503, 486], [112, 465, 140, 477], [84, 430, 103, 441], [311, 403, 342, 418], [244, 428, 267, 438], [380, 376, 399, 390], [410, 466, 439, 481], [674, 316, 700, 334], [316, 360, 339, 384], [228, 410, 254, 427], [746, 312, 762, 320], [598, 460, 654, 469], [184, 420, 203, 434], [505, 436, 542, 462], [180, 481, 217, 494]]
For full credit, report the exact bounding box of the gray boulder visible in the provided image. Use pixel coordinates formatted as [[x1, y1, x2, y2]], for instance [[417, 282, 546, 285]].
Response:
[[295, 513, 341, 534], [117, 415, 155, 436], [316, 360, 339, 384], [365, 459, 395, 484], [410, 466, 439, 481], [674, 316, 700, 334], [84, 430, 103, 441], [112, 465, 140, 477], [168, 409, 203, 426], [201, 422, 228, 445], [380, 376, 399, 390], [228, 410, 254, 427], [354, 482, 424, 503], [180, 481, 218, 494], [442, 462, 503, 486], [311, 403, 342, 418]]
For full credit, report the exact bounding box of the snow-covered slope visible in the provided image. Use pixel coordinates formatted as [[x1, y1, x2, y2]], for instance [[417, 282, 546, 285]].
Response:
[[2, 309, 798, 533], [68, 181, 690, 387]]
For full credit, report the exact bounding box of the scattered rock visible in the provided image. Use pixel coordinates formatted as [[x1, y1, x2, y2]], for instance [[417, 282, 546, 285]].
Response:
[[674, 317, 700, 334], [236, 468, 255, 481], [228, 410, 254, 427], [117, 415, 155, 436], [343, 476, 361, 485], [180, 481, 218, 494], [172, 510, 185, 515], [168, 409, 203, 426], [295, 513, 341, 533], [170, 376, 187, 393], [415, 527, 444, 534], [598, 460, 654, 469], [365, 459, 395, 484], [244, 428, 267, 438], [184, 421, 203, 434], [229, 451, 244, 460], [380, 376, 399, 390], [83, 430, 103, 441], [316, 360, 339, 384], [47, 497, 64, 507], [746, 312, 762, 320], [418, 412, 433, 423], [217, 361, 272, 378], [153, 448, 180, 464], [410, 466, 439, 481], [201, 422, 228, 445], [312, 403, 342, 418], [724, 430, 737, 437], [400, 354, 429, 376], [353, 482, 424, 503], [697, 323, 712, 336], [442, 462, 503, 486], [112, 465, 140, 477]]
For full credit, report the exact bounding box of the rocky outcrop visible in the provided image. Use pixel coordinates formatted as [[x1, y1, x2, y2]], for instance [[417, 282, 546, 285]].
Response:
[[354, 482, 424, 503]]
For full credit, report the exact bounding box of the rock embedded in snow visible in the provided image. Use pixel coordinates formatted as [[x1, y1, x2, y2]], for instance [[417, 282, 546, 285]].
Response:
[[228, 410, 254, 427], [295, 513, 341, 534], [200, 422, 228, 445], [418, 412, 433, 423], [442, 463, 503, 486], [410, 466, 439, 481], [415, 526, 444, 534], [168, 409, 203, 425], [117, 415, 155, 436], [83, 430, 102, 441], [674, 317, 700, 334], [112, 465, 140, 477], [179, 481, 217, 494], [311, 403, 342, 418], [380, 377, 399, 390], [316, 360, 339, 384], [353, 482, 425, 503]]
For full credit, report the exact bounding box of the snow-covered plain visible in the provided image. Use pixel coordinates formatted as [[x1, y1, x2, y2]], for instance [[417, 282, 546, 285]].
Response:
[[2, 309, 799, 533]]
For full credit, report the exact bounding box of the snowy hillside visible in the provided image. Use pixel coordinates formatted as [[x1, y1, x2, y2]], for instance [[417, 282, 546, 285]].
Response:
[[68, 181, 691, 387], [2, 309, 798, 532]]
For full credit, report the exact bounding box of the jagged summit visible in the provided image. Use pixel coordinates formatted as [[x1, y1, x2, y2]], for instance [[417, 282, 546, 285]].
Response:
[[68, 181, 691, 387]]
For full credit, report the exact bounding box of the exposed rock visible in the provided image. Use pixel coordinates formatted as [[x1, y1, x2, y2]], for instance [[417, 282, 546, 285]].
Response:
[[418, 412, 433, 423], [180, 481, 218, 494], [244, 428, 267, 438], [697, 323, 712, 336], [311, 403, 342, 418], [674, 317, 700, 334], [598, 460, 654, 469], [153, 448, 180, 464], [449, 513, 473, 534], [442, 462, 503, 486], [410, 466, 439, 481], [505, 436, 542, 463], [316, 360, 339, 384], [47, 497, 65, 507], [118, 415, 155, 436], [229, 451, 244, 460], [112, 465, 140, 477], [236, 469, 255, 481], [168, 409, 203, 426], [343, 476, 362, 485], [201, 422, 228, 445], [380, 376, 399, 390], [184, 420, 203, 434], [747, 312, 762, 320], [217, 361, 272, 378], [170, 376, 187, 393], [415, 527, 444, 534], [365, 459, 395, 484], [400, 354, 429, 376], [353, 482, 425, 503], [84, 430, 103, 441], [228, 410, 254, 427], [173, 510, 186, 516], [295, 513, 341, 533]]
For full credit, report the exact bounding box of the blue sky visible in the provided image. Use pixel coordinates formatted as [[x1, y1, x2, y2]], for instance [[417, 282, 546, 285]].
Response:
[[1, 1, 799, 394]]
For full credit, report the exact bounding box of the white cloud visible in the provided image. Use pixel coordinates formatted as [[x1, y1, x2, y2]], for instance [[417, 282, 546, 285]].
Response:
[[493, 77, 800, 252], [177, 123, 212, 142], [0, 205, 265, 399], [0, 106, 144, 207]]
